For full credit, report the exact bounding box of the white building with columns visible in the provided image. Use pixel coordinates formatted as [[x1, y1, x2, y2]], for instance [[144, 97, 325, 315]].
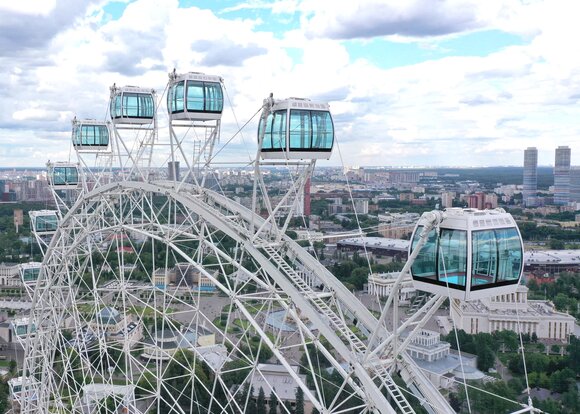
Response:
[[451, 285, 574, 342], [367, 272, 415, 305]]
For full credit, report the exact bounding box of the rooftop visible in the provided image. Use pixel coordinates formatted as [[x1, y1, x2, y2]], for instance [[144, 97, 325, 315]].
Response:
[[338, 237, 410, 252], [525, 249, 580, 266]]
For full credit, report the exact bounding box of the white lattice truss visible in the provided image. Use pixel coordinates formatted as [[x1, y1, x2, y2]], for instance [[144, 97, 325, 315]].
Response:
[[22, 179, 456, 414]]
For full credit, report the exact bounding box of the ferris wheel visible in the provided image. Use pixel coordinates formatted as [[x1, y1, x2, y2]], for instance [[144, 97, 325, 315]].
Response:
[[16, 71, 540, 414]]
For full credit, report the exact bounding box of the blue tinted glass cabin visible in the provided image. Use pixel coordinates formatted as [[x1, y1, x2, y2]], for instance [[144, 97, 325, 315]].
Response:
[[186, 81, 204, 111], [311, 111, 334, 150], [472, 230, 498, 286], [204, 82, 223, 112], [494, 228, 522, 283], [438, 229, 467, 286], [411, 226, 438, 281], [77, 125, 109, 146], [289, 110, 311, 150]]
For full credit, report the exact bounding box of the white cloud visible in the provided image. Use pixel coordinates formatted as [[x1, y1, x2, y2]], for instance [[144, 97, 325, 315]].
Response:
[[0, 0, 579, 169], [0, 0, 56, 16]]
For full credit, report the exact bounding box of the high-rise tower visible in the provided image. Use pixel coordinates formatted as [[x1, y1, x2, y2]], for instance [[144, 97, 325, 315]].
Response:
[[554, 146, 571, 205], [570, 167, 580, 204], [523, 147, 538, 207]]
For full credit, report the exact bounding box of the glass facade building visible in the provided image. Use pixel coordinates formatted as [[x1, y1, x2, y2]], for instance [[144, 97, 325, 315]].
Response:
[[554, 146, 571, 205], [523, 147, 537, 207]]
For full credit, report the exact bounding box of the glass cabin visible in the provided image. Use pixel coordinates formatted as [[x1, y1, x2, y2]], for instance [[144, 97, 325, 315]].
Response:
[[72, 118, 110, 150], [110, 85, 155, 124], [167, 72, 223, 121], [20, 262, 41, 284], [47, 162, 79, 189], [409, 208, 523, 301], [29, 210, 59, 234], [258, 98, 334, 160], [8, 377, 38, 407], [11, 317, 36, 338]]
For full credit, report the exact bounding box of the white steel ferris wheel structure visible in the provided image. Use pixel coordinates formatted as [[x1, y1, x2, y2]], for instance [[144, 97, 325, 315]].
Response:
[[18, 71, 539, 414]]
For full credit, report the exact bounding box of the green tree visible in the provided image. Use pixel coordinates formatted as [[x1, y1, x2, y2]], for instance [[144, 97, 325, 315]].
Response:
[[257, 387, 267, 414], [269, 390, 278, 414], [247, 386, 257, 412], [550, 368, 575, 393], [476, 345, 495, 372], [295, 387, 305, 414], [462, 381, 518, 414], [567, 336, 580, 375]]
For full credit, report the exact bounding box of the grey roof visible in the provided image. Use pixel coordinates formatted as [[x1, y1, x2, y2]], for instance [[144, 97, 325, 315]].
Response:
[[96, 307, 121, 325], [525, 249, 580, 266], [338, 237, 410, 252]]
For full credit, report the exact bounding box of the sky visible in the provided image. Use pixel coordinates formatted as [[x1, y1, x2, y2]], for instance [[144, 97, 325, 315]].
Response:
[[0, 0, 579, 168]]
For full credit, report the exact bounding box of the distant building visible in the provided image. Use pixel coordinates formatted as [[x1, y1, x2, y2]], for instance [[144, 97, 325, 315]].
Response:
[[467, 192, 485, 210], [523, 147, 538, 207], [168, 161, 180, 181], [399, 192, 414, 202], [570, 167, 580, 203], [153, 268, 169, 289], [337, 237, 409, 261], [451, 285, 574, 341], [142, 325, 215, 361], [353, 198, 369, 214], [249, 364, 313, 413], [367, 272, 415, 304], [484, 193, 498, 209], [554, 146, 571, 205], [524, 249, 580, 275], [90, 307, 142, 347], [441, 192, 455, 208], [0, 263, 20, 286], [402, 329, 483, 389], [378, 222, 414, 239]]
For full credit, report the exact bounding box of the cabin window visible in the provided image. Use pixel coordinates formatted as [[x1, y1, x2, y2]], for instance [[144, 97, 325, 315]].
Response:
[[186, 81, 204, 111], [204, 82, 223, 112], [311, 111, 334, 150], [411, 226, 438, 282], [438, 229, 467, 286], [52, 167, 78, 186], [471, 228, 521, 287]]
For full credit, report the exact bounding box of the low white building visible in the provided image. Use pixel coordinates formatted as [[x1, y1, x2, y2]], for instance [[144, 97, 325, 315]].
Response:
[[450, 285, 575, 341], [367, 272, 415, 304], [90, 308, 143, 348], [403, 329, 483, 389], [0, 262, 21, 286], [249, 364, 314, 413]]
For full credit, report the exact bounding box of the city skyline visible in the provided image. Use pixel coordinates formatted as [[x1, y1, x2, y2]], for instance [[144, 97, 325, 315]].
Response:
[[1, 0, 580, 168]]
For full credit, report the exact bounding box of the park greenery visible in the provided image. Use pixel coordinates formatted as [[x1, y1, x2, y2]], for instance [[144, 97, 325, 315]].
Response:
[[526, 272, 580, 319], [329, 251, 404, 290], [0, 202, 45, 263], [444, 330, 580, 414]]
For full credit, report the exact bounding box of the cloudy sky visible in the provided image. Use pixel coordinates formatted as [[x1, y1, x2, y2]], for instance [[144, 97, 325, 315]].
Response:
[[0, 0, 578, 168]]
